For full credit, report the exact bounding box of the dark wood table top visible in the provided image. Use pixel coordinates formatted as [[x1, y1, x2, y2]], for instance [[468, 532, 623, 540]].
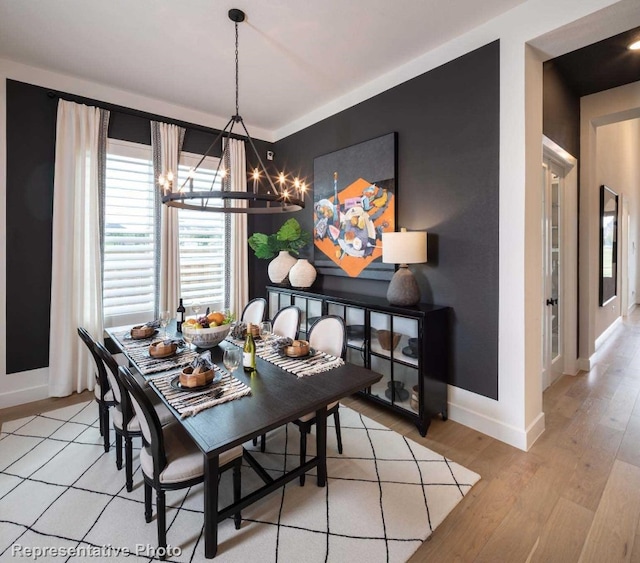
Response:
[[106, 326, 381, 456]]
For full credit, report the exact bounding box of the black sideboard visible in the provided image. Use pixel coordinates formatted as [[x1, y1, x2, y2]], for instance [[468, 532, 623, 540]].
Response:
[[266, 286, 450, 436]]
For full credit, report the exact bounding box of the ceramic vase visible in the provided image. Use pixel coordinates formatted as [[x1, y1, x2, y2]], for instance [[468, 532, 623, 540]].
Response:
[[268, 251, 297, 284], [289, 259, 317, 288]]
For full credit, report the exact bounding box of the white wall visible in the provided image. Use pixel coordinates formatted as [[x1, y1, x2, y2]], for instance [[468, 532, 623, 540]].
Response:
[[581, 83, 640, 362], [0, 0, 633, 451], [594, 119, 640, 338]]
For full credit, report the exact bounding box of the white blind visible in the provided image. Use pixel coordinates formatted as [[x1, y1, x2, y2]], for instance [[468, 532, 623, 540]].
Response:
[[103, 140, 227, 326], [177, 154, 225, 310], [103, 140, 155, 326]]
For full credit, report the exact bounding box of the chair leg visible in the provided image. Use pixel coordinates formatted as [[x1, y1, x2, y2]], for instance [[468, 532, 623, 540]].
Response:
[[102, 406, 110, 453], [115, 432, 123, 470], [233, 463, 242, 530], [157, 489, 167, 559], [260, 433, 266, 452], [252, 437, 258, 446], [97, 403, 104, 436], [124, 436, 133, 492], [334, 409, 343, 455], [299, 427, 308, 486], [144, 482, 153, 523]]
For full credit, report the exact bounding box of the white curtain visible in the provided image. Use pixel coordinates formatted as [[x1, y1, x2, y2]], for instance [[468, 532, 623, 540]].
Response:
[[152, 122, 185, 315], [49, 101, 109, 397], [226, 139, 249, 317]]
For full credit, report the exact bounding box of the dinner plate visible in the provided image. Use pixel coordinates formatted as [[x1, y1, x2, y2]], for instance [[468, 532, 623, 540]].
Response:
[[169, 372, 222, 392], [146, 345, 183, 359], [281, 347, 317, 359], [129, 329, 159, 340]]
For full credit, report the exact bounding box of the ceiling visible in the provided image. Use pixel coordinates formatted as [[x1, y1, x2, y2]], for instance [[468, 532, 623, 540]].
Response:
[[549, 25, 640, 97], [0, 0, 527, 134], [1, 1, 639, 138]]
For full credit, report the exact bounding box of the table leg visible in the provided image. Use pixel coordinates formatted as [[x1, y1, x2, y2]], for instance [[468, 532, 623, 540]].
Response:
[[316, 406, 327, 487], [204, 452, 220, 558]]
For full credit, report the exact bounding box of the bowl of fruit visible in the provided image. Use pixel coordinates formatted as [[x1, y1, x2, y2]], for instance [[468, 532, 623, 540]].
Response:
[[182, 310, 233, 349]]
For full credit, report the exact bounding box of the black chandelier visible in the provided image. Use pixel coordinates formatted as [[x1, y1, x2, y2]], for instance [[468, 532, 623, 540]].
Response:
[[159, 8, 306, 214]]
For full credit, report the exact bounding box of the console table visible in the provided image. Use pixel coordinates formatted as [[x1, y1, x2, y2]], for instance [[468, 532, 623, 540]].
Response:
[[266, 286, 450, 436]]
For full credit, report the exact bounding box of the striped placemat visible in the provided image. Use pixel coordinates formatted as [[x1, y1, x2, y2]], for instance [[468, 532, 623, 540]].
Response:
[[225, 337, 344, 378], [150, 366, 251, 418], [113, 329, 160, 349], [112, 330, 199, 375]]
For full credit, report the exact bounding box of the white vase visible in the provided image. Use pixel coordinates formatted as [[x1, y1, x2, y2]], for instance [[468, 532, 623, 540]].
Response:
[[289, 259, 317, 289], [268, 251, 297, 284]]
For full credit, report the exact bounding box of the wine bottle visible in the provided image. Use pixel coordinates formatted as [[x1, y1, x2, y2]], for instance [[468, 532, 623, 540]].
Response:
[[243, 330, 256, 372], [176, 298, 185, 333]]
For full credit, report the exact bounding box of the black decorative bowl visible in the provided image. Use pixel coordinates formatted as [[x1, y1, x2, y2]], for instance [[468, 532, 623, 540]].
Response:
[[346, 324, 366, 339], [384, 380, 409, 401]]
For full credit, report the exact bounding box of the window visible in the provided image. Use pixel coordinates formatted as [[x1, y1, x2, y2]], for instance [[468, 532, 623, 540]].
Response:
[[176, 154, 225, 309], [104, 140, 155, 327], [103, 139, 226, 327]]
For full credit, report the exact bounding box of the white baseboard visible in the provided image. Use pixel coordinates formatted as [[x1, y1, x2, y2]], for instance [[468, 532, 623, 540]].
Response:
[[0, 367, 50, 409], [0, 383, 49, 409], [595, 316, 622, 350], [577, 357, 591, 372], [448, 401, 545, 451]]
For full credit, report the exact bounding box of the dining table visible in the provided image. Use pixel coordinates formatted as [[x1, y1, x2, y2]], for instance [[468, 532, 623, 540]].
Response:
[[105, 322, 381, 558]]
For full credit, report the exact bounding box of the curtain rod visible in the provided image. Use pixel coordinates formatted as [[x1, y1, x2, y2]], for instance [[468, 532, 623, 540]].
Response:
[[46, 89, 255, 140]]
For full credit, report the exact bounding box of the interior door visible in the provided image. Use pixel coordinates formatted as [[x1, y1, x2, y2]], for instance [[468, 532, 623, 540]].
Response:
[[542, 160, 563, 390]]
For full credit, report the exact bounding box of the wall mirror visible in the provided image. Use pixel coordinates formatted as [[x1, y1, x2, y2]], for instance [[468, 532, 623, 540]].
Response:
[[599, 185, 618, 306]]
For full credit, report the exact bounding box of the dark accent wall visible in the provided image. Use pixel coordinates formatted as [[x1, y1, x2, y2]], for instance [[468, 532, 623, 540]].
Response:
[[6, 81, 57, 373], [251, 41, 500, 399], [543, 61, 580, 158], [5, 79, 273, 374]]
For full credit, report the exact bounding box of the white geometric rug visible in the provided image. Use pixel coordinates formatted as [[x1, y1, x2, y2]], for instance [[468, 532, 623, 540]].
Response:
[[0, 401, 480, 562]]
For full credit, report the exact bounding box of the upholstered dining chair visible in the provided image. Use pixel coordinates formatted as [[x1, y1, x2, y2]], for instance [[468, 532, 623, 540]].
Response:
[[77, 327, 117, 453], [272, 305, 301, 340], [118, 366, 243, 556], [241, 297, 267, 325], [252, 304, 302, 451], [295, 315, 346, 485], [94, 342, 174, 492]]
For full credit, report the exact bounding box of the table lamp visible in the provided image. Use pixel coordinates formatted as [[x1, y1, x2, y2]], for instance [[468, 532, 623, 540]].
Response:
[[382, 228, 427, 306]]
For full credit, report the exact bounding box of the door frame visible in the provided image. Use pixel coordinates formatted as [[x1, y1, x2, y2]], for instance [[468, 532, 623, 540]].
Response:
[[542, 136, 578, 377]]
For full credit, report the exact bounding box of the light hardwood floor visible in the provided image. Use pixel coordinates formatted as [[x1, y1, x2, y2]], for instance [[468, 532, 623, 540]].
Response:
[[3, 312, 640, 562]]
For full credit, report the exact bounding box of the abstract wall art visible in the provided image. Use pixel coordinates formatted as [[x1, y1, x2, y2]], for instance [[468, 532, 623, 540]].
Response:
[[313, 132, 397, 279]]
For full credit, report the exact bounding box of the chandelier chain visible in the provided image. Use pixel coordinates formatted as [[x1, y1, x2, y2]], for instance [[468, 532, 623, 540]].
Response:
[[235, 21, 239, 117]]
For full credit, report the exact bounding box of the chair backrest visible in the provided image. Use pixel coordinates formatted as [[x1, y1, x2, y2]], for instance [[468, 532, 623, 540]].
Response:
[[94, 342, 122, 404], [95, 342, 137, 427], [308, 315, 346, 359], [272, 306, 301, 340], [77, 327, 111, 399], [241, 298, 267, 325], [118, 366, 167, 478]]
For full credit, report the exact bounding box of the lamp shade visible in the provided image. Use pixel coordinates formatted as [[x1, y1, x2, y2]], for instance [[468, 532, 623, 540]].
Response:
[[382, 229, 427, 265]]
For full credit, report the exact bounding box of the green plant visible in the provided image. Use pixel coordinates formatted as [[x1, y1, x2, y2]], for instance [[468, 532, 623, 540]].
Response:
[[248, 218, 311, 259]]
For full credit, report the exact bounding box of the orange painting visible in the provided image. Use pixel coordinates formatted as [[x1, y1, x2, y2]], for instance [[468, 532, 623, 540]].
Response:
[[314, 176, 395, 278]]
